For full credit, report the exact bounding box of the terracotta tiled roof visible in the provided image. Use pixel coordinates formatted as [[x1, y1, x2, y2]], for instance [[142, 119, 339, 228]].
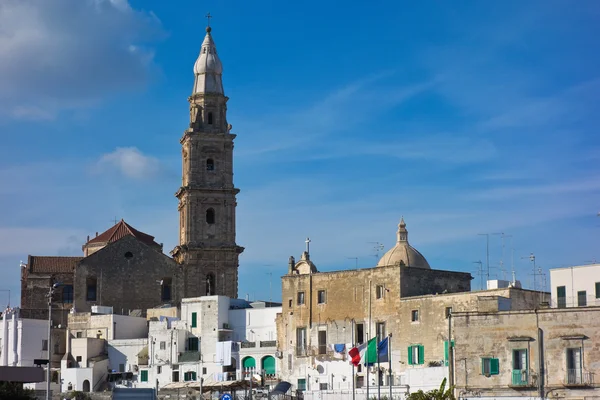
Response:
[[28, 256, 83, 273], [86, 219, 160, 248]]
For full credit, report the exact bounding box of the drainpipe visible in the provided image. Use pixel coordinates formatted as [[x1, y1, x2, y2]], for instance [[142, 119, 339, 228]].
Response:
[[12, 308, 18, 366], [536, 309, 545, 399]]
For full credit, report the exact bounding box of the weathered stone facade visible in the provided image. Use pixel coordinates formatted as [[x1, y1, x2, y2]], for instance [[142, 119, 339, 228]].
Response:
[[171, 27, 243, 299], [453, 306, 600, 399], [74, 235, 180, 316]]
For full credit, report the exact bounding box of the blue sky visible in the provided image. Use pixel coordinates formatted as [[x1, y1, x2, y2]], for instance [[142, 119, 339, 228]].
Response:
[[1, 0, 599, 305]]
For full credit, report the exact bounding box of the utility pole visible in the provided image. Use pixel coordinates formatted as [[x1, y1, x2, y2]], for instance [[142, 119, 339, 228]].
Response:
[[46, 282, 62, 400], [448, 311, 454, 392]]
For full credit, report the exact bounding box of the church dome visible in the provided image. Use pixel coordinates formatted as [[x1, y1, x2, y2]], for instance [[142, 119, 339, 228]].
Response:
[[193, 27, 224, 94], [376, 218, 430, 269]]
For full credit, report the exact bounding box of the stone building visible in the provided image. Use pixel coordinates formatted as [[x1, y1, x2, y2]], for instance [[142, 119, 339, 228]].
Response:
[[276, 219, 548, 395], [452, 305, 600, 399], [170, 25, 244, 300], [550, 263, 600, 308]]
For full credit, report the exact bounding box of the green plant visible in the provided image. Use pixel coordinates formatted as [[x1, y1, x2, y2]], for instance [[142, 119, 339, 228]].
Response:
[[406, 378, 455, 400], [0, 382, 36, 400], [65, 391, 93, 400]]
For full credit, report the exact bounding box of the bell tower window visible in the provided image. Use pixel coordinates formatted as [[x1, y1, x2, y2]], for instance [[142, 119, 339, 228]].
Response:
[[207, 112, 213, 125], [206, 273, 215, 295], [206, 208, 215, 224], [206, 159, 214, 171]]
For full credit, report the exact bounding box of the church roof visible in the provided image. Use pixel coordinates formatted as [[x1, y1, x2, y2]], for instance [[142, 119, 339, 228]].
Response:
[[86, 219, 160, 248], [376, 218, 431, 269], [192, 26, 224, 95], [27, 255, 83, 273]]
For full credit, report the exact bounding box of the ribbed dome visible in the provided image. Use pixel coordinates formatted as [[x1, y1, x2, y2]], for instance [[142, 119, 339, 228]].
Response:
[[376, 218, 430, 269], [192, 27, 224, 94]]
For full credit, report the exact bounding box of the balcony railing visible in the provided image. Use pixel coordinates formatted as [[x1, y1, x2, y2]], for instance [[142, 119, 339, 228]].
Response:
[[511, 370, 529, 386], [260, 340, 277, 348], [241, 341, 256, 349], [296, 346, 307, 357], [565, 369, 594, 386]]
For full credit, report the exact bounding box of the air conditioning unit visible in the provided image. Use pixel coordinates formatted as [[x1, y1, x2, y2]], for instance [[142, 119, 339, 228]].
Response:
[[133, 365, 139, 372], [275, 351, 283, 359]]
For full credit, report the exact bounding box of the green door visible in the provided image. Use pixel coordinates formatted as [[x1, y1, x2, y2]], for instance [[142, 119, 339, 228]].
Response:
[[262, 356, 276, 375], [243, 357, 256, 369]]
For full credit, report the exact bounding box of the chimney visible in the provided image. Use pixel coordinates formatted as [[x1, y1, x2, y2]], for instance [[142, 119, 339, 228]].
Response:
[[95, 232, 98, 237]]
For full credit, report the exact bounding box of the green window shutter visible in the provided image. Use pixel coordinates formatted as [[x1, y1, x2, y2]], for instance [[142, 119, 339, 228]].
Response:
[[408, 346, 413, 365], [444, 341, 449, 365], [596, 282, 600, 299], [481, 358, 486, 375], [490, 358, 500, 375], [191, 371, 197, 380], [418, 345, 425, 365], [140, 370, 148, 382], [191, 312, 197, 328]]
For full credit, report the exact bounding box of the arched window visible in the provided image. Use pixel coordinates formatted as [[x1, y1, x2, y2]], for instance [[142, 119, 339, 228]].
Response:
[[206, 159, 214, 171], [207, 112, 213, 125], [206, 273, 215, 296], [206, 208, 215, 224]]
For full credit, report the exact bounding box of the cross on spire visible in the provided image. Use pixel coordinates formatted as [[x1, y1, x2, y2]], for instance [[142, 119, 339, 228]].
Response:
[[205, 12, 212, 27], [305, 237, 311, 255]]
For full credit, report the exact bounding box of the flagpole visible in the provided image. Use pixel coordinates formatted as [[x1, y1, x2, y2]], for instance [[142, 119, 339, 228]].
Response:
[[352, 319, 355, 400], [367, 280, 372, 400], [389, 333, 392, 400], [377, 336, 381, 400]]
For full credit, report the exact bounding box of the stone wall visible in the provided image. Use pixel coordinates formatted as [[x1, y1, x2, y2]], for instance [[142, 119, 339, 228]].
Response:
[[399, 267, 471, 298], [74, 235, 180, 316]]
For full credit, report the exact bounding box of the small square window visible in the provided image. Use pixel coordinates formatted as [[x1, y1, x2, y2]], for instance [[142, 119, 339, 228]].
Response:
[[42, 339, 48, 351], [76, 332, 82, 338], [297, 291, 305, 305], [376, 285, 384, 299], [160, 341, 166, 350], [320, 383, 328, 390], [411, 310, 419, 322], [288, 299, 292, 307], [202, 367, 207, 374], [157, 366, 162, 374], [76, 356, 82, 362], [317, 290, 326, 304], [445, 307, 452, 318], [481, 357, 500, 376]]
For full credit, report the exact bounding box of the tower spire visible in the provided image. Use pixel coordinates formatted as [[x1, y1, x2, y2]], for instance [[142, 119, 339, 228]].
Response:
[[192, 20, 223, 95], [397, 217, 408, 243]]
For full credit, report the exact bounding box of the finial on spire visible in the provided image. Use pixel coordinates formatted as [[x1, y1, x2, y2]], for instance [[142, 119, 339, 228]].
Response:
[[205, 12, 212, 32], [397, 217, 408, 242]]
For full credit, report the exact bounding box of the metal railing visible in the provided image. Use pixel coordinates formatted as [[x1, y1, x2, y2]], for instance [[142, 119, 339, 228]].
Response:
[[260, 340, 277, 348], [296, 346, 307, 357], [511, 370, 529, 386], [241, 341, 256, 348], [565, 369, 594, 385]]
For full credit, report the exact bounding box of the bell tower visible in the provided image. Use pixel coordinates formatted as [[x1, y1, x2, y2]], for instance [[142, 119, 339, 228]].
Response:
[[171, 23, 244, 299]]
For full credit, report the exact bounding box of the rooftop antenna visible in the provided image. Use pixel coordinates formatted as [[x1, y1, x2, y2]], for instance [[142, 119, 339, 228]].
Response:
[[494, 233, 511, 280], [111, 217, 119, 225], [521, 253, 537, 292], [477, 234, 491, 282], [347, 257, 358, 269], [473, 261, 484, 290], [264, 267, 273, 303], [368, 242, 385, 259]]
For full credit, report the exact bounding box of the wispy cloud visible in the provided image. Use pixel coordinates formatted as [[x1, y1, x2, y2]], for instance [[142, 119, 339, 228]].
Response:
[[93, 147, 164, 180]]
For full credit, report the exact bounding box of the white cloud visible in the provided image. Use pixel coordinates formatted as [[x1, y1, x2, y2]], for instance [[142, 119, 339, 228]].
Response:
[[0, 227, 86, 256], [95, 147, 162, 180], [0, 0, 163, 118]]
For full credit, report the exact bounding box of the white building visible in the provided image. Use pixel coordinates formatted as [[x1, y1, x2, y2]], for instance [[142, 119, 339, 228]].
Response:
[[1, 307, 63, 393], [550, 263, 600, 308]]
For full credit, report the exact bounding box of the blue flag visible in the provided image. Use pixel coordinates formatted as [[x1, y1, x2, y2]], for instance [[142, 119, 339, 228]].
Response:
[[377, 337, 389, 362]]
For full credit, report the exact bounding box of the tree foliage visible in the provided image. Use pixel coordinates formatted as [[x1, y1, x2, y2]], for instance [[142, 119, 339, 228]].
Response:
[[0, 382, 36, 400], [406, 378, 455, 400]]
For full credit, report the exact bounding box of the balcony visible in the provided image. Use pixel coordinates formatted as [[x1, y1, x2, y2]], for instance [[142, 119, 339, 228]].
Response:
[[564, 370, 594, 387], [178, 351, 200, 363], [510, 370, 531, 387], [241, 341, 256, 349], [260, 340, 276, 348]]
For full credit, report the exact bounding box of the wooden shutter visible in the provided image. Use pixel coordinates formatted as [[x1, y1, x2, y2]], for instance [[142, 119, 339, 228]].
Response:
[[491, 358, 500, 375], [418, 345, 425, 365], [191, 312, 197, 328], [408, 346, 413, 365]]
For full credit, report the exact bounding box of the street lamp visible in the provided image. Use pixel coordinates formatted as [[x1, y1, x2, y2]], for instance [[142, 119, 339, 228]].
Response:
[[46, 282, 62, 400]]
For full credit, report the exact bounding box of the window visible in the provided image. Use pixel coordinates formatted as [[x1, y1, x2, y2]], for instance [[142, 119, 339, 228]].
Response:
[[566, 347, 582, 384], [62, 285, 74, 303], [320, 383, 328, 390], [202, 367, 207, 374], [76, 332, 82, 338], [481, 357, 500, 376], [297, 378, 306, 391], [157, 366, 162, 374], [596, 282, 600, 299], [288, 299, 292, 308], [444, 341, 455, 366], [376, 322, 386, 343], [445, 307, 452, 318], [317, 290, 326, 304], [356, 323, 364, 345], [513, 349, 527, 371], [557, 286, 566, 308], [54, 342, 59, 355], [191, 312, 197, 328], [86, 278, 97, 302], [206, 208, 215, 224], [207, 112, 213, 125], [187, 337, 199, 352], [160, 341, 166, 350], [172, 371, 179, 382], [119, 364, 125, 373], [206, 159, 215, 171], [296, 327, 307, 356], [297, 291, 305, 305], [376, 285, 384, 299], [205, 273, 215, 296], [76, 356, 82, 362], [184, 371, 197, 381], [577, 291, 587, 307], [161, 278, 172, 302], [408, 345, 424, 365], [42, 339, 48, 351], [140, 370, 148, 382], [411, 310, 419, 322], [318, 330, 327, 355]]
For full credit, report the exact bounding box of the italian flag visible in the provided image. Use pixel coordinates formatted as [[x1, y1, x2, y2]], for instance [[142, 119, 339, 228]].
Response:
[[362, 337, 378, 366]]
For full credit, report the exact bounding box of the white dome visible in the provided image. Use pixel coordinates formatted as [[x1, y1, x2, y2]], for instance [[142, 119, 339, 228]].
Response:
[[192, 27, 224, 94], [376, 218, 431, 269]]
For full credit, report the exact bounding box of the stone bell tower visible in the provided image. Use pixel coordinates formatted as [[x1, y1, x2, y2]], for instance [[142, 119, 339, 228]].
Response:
[[171, 23, 244, 299]]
